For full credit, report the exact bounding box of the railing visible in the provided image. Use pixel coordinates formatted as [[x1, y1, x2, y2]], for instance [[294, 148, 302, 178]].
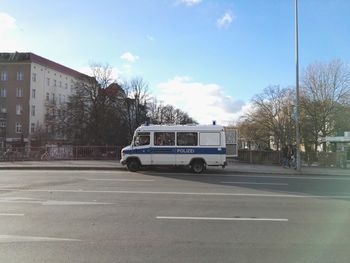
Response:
[[0, 145, 123, 161], [238, 150, 282, 164]]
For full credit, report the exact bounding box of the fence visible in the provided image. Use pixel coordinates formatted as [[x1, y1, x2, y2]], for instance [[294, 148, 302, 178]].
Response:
[[0, 145, 123, 162], [318, 152, 347, 168], [238, 149, 348, 168], [238, 150, 282, 164]]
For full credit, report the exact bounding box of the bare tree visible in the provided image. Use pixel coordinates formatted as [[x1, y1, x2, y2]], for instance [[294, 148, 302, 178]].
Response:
[[62, 64, 127, 145], [147, 98, 197, 125], [301, 60, 350, 151], [244, 85, 295, 150], [119, 77, 150, 141]]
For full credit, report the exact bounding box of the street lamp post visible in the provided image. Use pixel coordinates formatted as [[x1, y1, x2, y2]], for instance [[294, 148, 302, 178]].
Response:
[[295, 0, 301, 172]]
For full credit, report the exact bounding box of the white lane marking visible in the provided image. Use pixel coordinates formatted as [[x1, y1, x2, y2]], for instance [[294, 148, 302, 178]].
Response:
[[86, 179, 154, 182], [156, 216, 288, 222], [221, 175, 350, 181], [221, 182, 288, 186], [0, 188, 349, 198], [0, 213, 24, 216], [42, 200, 113, 206], [0, 234, 80, 242], [0, 199, 112, 205]]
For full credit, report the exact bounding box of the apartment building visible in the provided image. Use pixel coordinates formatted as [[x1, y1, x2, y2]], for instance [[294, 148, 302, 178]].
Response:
[[0, 52, 89, 147]]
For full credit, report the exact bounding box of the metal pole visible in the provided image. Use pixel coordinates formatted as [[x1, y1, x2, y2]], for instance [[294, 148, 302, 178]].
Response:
[[295, 0, 301, 172]]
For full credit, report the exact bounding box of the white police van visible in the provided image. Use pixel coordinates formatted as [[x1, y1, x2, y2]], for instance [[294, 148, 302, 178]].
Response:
[[120, 124, 227, 173]]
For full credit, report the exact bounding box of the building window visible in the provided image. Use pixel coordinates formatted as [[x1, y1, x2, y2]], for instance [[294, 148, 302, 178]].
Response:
[[32, 89, 36, 99], [59, 81, 62, 87], [16, 71, 24, 81], [0, 119, 6, 128], [46, 92, 50, 101], [0, 87, 7, 97], [1, 107, 6, 113], [31, 105, 35, 116], [52, 93, 55, 103], [47, 78, 50, 86], [53, 80, 57, 86], [63, 95, 66, 103], [65, 83, 68, 89], [1, 71, 8, 81], [31, 123, 35, 133], [59, 94, 62, 104], [16, 104, 23, 115], [15, 122, 22, 133], [32, 73, 37, 82], [16, 87, 24, 98]]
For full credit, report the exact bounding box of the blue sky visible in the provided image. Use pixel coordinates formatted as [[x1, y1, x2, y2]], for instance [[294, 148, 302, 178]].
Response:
[[1, 0, 350, 124]]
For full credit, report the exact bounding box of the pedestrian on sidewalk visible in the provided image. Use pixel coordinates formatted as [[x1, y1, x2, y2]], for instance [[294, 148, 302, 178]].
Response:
[[282, 145, 289, 167], [287, 145, 293, 168], [291, 145, 297, 169]]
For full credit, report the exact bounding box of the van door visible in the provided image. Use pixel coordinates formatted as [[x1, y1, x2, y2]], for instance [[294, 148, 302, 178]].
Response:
[[152, 132, 176, 165], [176, 132, 198, 165], [133, 132, 152, 165]]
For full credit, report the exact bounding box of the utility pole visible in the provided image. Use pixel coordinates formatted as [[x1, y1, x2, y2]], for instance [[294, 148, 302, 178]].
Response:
[[295, 0, 301, 172]]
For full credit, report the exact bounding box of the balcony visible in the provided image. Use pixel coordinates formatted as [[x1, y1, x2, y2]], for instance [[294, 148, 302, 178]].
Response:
[[0, 112, 7, 119], [45, 114, 56, 123], [45, 99, 56, 107]]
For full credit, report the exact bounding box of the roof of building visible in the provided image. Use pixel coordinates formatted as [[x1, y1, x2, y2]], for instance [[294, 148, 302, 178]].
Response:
[[0, 52, 89, 79], [103, 83, 126, 97]]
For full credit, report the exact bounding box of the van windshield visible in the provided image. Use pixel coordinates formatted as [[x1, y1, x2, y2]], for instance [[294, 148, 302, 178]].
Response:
[[133, 132, 150, 146]]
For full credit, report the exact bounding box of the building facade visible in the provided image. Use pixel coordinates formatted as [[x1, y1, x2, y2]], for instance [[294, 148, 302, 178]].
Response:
[[0, 52, 88, 147]]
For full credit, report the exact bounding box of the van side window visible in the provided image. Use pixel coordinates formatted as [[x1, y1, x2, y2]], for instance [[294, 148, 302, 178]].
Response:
[[177, 132, 198, 146], [199, 132, 220, 146], [134, 132, 150, 146], [154, 132, 175, 146]]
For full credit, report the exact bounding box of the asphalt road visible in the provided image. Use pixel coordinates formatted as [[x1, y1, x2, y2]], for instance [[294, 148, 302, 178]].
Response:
[[0, 169, 349, 263]]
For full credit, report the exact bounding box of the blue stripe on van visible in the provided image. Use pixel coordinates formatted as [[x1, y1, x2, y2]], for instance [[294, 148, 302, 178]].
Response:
[[124, 147, 226, 155]]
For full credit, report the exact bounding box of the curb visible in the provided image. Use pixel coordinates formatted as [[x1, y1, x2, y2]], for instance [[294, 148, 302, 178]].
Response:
[[0, 166, 348, 177], [0, 166, 126, 171]]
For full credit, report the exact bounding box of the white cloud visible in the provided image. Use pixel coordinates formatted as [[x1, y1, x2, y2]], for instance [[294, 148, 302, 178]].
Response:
[[217, 11, 235, 29], [147, 35, 155, 41], [156, 76, 247, 125], [0, 12, 26, 52], [0, 12, 18, 32], [178, 0, 202, 6], [120, 52, 140, 63]]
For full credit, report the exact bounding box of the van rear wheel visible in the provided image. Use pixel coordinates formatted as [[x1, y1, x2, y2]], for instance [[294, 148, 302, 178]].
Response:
[[127, 159, 140, 172], [191, 160, 205, 174]]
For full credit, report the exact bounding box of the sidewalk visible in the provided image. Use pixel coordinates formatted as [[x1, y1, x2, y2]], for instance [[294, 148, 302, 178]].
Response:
[[0, 160, 348, 176]]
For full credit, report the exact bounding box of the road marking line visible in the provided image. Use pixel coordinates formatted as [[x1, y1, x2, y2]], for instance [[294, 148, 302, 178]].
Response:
[[0, 213, 24, 216], [0, 188, 349, 198], [156, 216, 288, 222], [86, 179, 154, 182], [220, 175, 350, 180], [0, 234, 80, 242], [221, 182, 288, 186], [0, 199, 112, 205]]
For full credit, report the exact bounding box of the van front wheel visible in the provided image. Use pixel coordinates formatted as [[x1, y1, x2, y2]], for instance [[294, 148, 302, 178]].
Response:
[[191, 160, 205, 174], [127, 159, 140, 172]]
